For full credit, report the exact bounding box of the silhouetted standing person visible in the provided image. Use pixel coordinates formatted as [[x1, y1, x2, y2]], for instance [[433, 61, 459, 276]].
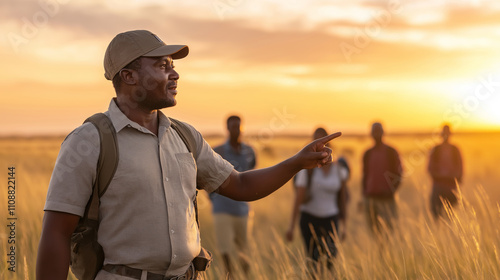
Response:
[[362, 122, 403, 234], [428, 124, 463, 218], [210, 115, 256, 275]]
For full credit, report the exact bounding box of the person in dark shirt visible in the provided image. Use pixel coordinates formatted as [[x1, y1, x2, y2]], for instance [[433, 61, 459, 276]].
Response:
[[361, 122, 403, 234], [428, 124, 463, 218]]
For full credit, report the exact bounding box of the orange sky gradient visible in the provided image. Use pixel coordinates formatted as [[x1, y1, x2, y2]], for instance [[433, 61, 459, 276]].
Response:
[[2, 0, 500, 136]]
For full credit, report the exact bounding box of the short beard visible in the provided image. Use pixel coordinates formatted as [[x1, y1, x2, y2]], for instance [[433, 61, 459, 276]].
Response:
[[141, 98, 173, 110], [125, 87, 173, 111], [133, 71, 177, 109]]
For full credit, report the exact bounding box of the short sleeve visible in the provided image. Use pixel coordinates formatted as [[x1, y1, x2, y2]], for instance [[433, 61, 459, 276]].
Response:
[[294, 169, 308, 188], [182, 123, 234, 193], [44, 123, 100, 217]]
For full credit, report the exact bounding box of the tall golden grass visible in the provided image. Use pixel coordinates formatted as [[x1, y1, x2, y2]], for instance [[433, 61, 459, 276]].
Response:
[[1, 132, 500, 279]]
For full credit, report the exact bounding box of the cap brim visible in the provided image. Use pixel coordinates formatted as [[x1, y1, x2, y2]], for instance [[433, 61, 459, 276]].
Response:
[[143, 45, 189, 59]]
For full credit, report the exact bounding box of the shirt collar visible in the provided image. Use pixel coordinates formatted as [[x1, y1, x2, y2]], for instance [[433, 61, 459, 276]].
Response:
[[224, 140, 242, 154], [107, 98, 172, 135]]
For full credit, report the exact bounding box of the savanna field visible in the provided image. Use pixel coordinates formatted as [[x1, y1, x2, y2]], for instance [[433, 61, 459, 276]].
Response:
[[1, 132, 500, 280]]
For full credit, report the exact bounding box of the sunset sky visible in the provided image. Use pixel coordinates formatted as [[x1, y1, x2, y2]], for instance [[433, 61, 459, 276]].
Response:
[[2, 0, 500, 136]]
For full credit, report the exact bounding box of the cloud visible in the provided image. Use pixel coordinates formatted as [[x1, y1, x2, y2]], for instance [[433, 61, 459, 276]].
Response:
[[2, 0, 500, 135], [2, 0, 500, 92]]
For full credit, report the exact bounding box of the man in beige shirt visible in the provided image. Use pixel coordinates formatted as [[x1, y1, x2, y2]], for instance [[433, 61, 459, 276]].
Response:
[[36, 30, 341, 280]]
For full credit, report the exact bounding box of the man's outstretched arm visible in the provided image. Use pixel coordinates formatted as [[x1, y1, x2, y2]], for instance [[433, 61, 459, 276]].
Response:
[[36, 211, 80, 280], [217, 132, 341, 201]]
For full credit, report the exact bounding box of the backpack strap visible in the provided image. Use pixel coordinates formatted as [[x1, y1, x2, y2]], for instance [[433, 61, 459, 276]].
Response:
[[306, 168, 314, 190], [169, 117, 198, 159], [335, 162, 347, 220], [83, 113, 119, 222]]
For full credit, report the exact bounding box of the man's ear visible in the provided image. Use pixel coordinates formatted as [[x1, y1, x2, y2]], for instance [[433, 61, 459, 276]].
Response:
[[119, 69, 137, 86]]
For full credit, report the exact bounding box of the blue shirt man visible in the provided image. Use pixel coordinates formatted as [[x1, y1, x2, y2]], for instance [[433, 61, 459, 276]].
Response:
[[210, 115, 256, 275]]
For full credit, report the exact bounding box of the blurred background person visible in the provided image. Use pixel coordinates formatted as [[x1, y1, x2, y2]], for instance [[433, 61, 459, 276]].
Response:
[[210, 115, 256, 276], [428, 124, 463, 219], [286, 127, 349, 271], [361, 122, 403, 234]]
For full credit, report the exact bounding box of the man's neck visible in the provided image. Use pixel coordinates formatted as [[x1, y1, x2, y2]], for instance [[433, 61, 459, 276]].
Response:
[[114, 97, 159, 135], [229, 138, 241, 150]]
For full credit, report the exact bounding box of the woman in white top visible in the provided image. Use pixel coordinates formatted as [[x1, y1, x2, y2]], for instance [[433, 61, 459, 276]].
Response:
[[286, 127, 349, 269]]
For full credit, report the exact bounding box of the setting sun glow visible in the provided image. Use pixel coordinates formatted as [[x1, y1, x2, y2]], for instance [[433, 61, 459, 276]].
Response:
[[2, 0, 500, 136]]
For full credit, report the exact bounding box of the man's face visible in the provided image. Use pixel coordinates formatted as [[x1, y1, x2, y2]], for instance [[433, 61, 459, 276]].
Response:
[[133, 56, 179, 110], [313, 129, 330, 147], [313, 130, 327, 140], [371, 123, 384, 141], [442, 125, 451, 142], [227, 119, 241, 141]]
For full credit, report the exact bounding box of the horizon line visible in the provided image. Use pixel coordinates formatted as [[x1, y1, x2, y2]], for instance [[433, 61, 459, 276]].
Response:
[[2, 129, 500, 140]]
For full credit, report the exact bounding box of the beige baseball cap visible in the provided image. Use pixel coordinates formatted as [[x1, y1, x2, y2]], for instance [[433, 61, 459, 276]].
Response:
[[103, 30, 189, 80]]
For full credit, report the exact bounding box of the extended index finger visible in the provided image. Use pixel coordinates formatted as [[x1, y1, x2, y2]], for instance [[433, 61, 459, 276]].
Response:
[[315, 132, 342, 146]]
